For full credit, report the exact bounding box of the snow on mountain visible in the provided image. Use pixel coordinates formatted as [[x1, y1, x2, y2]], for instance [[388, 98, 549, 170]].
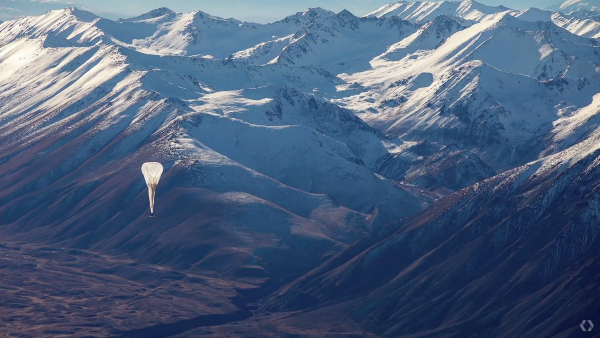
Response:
[[276, 7, 336, 26], [0, 21, 428, 285], [2, 3, 600, 336], [2, 5, 598, 220], [0, 7, 186, 50], [120, 7, 339, 58], [0, 6, 415, 70], [0, 7, 333, 58], [263, 123, 600, 337], [336, 13, 600, 168], [231, 36, 295, 65], [266, 11, 416, 72], [514, 7, 600, 38], [126, 10, 266, 57], [118, 7, 176, 22], [368, 1, 600, 39], [560, 0, 600, 13], [378, 14, 470, 60], [569, 9, 600, 18], [0, 7, 107, 47], [231, 11, 418, 69], [365, 0, 511, 24], [557, 15, 600, 38], [374, 140, 495, 191], [513, 7, 556, 21]]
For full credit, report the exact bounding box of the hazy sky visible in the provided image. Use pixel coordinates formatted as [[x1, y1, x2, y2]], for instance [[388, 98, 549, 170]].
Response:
[[0, 0, 564, 22]]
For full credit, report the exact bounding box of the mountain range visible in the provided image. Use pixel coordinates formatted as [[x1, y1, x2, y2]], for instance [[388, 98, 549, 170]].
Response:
[[0, 0, 599, 336]]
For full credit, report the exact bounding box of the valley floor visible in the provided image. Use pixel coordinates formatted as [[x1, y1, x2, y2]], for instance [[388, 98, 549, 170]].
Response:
[[0, 241, 372, 337], [0, 241, 255, 337]]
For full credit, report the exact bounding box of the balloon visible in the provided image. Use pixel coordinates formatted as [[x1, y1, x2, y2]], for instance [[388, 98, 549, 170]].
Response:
[[141, 162, 163, 217]]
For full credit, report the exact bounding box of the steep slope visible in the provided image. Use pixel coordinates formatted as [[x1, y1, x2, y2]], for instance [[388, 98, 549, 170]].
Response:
[[338, 13, 600, 169], [0, 7, 109, 47], [375, 142, 496, 191], [2, 4, 600, 336], [124, 9, 325, 57], [264, 124, 600, 337], [570, 9, 600, 18], [378, 14, 470, 60], [368, 0, 600, 39], [0, 31, 425, 287], [0, 8, 474, 194], [118, 7, 176, 22], [514, 7, 600, 38], [257, 11, 417, 72], [366, 0, 511, 24], [560, 0, 600, 13], [0, 7, 335, 58], [555, 13, 600, 38]]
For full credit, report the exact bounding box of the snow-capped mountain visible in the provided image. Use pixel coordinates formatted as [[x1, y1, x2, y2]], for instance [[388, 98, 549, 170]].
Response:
[[0, 7, 333, 57], [247, 11, 417, 72], [378, 14, 470, 60], [366, 0, 510, 24], [264, 124, 600, 337], [339, 12, 600, 168], [0, 8, 430, 288], [2, 3, 599, 242], [1, 2, 600, 336], [513, 7, 600, 38], [560, 0, 600, 13], [367, 0, 600, 39]]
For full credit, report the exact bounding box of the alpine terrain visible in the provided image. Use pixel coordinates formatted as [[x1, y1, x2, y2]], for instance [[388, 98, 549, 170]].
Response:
[[0, 0, 599, 336]]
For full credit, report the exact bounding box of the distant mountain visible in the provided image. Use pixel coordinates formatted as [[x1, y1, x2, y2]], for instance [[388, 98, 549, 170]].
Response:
[[366, 0, 510, 24], [118, 7, 176, 22], [366, 0, 600, 39], [514, 7, 600, 38], [264, 11, 416, 72], [560, 0, 600, 13]]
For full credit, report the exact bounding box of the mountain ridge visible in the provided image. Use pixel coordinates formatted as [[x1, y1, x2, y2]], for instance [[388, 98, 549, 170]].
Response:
[[1, 2, 599, 336]]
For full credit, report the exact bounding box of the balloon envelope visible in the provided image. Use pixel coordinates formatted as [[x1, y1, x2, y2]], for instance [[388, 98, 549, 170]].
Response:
[[141, 162, 163, 215]]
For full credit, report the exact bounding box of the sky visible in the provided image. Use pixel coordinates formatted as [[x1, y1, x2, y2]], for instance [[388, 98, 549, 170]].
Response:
[[0, 0, 565, 22]]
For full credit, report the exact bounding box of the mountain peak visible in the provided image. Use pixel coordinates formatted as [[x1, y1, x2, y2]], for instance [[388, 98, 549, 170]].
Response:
[[119, 7, 175, 22], [148, 7, 175, 16], [283, 7, 335, 21], [366, 0, 511, 23], [191, 10, 241, 24], [301, 7, 336, 19], [515, 7, 554, 22], [458, 0, 511, 11], [56, 6, 98, 21], [424, 13, 469, 30], [337, 9, 355, 17], [495, 11, 561, 28], [277, 7, 335, 25], [495, 11, 521, 24]]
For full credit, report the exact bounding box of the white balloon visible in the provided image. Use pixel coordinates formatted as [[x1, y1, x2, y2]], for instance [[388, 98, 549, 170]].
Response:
[[141, 162, 163, 217]]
